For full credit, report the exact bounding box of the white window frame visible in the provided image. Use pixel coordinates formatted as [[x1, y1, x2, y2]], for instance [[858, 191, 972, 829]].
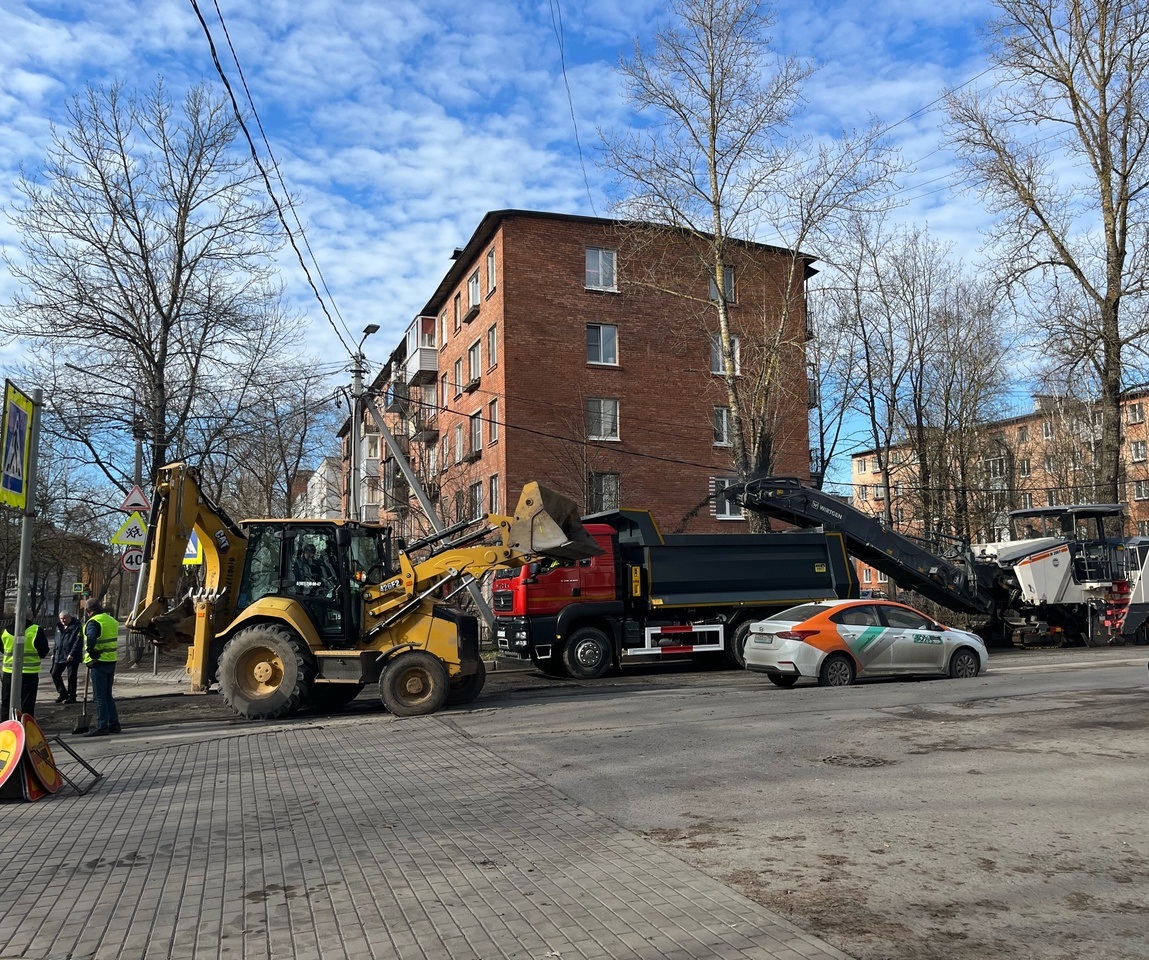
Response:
[[589, 472, 620, 512], [587, 323, 618, 365], [453, 424, 463, 464], [488, 399, 499, 443], [1134, 480, 1149, 501], [863, 568, 872, 584], [1020, 493, 1033, 509], [468, 340, 482, 381], [470, 412, 482, 453], [1017, 425, 1029, 442], [1019, 458, 1031, 478], [587, 398, 620, 441], [468, 270, 481, 309], [469, 480, 483, 520], [453, 359, 463, 397], [709, 334, 740, 375], [713, 478, 743, 520], [485, 247, 497, 295], [486, 324, 497, 369], [1042, 420, 1054, 440], [713, 406, 731, 446], [585, 247, 617, 291], [708, 266, 735, 303], [1133, 440, 1147, 463]]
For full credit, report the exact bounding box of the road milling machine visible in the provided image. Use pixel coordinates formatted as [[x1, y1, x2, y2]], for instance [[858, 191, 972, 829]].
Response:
[[128, 463, 600, 719]]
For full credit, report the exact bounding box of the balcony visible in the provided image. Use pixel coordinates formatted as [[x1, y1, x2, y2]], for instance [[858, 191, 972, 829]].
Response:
[[411, 411, 439, 443], [462, 303, 480, 325], [463, 376, 480, 394], [405, 345, 439, 386], [384, 378, 408, 413]]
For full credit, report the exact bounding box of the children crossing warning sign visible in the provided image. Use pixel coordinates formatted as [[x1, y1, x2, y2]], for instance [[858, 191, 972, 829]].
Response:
[[111, 511, 147, 546]]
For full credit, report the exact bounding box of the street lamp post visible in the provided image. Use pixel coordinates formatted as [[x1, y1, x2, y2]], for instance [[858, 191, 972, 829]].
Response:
[[348, 324, 379, 521]]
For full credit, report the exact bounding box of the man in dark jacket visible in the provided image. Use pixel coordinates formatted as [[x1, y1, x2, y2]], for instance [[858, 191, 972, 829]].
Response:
[[50, 611, 83, 703]]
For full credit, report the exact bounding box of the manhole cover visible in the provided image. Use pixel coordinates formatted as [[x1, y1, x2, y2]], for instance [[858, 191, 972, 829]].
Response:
[[821, 755, 893, 768]]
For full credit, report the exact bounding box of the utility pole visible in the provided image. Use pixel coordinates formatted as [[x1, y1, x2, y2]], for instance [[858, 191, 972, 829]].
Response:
[[348, 324, 379, 521]]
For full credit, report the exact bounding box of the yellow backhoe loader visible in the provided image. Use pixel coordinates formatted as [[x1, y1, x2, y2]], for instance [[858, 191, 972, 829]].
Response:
[[127, 462, 600, 719]]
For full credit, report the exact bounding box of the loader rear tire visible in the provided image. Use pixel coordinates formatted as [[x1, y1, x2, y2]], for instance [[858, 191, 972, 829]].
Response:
[[380, 651, 449, 717], [219, 625, 314, 720], [446, 659, 486, 706]]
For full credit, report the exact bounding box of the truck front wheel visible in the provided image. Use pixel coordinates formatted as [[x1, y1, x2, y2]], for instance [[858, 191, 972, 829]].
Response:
[[562, 626, 612, 679], [218, 625, 314, 720], [380, 651, 449, 717]]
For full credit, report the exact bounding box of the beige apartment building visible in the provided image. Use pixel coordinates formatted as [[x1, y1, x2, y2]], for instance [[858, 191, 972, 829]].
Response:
[[849, 391, 1149, 590]]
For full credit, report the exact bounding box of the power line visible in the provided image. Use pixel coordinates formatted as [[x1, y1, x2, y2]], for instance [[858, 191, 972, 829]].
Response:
[[186, 0, 355, 358], [549, 0, 597, 216]]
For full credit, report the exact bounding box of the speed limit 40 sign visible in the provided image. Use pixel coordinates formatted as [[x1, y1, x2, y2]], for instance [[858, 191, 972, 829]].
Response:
[[121, 547, 144, 574]]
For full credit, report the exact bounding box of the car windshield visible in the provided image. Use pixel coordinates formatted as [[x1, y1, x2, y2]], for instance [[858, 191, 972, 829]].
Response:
[[759, 603, 833, 624]]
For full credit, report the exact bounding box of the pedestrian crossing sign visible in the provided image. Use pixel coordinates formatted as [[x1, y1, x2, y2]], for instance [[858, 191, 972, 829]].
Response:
[[183, 530, 203, 566], [0, 381, 33, 509]]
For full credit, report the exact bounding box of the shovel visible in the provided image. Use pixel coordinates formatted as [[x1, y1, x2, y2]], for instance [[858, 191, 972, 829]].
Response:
[[73, 666, 91, 735]]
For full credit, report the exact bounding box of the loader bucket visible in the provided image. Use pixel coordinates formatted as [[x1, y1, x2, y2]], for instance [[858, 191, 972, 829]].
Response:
[[508, 482, 604, 561]]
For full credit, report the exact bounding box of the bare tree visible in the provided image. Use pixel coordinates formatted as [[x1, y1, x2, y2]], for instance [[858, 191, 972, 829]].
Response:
[[2, 80, 296, 489], [602, 0, 901, 501], [946, 0, 1149, 501]]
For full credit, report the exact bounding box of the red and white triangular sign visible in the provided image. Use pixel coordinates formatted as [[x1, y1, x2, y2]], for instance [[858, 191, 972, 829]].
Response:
[[119, 484, 151, 513]]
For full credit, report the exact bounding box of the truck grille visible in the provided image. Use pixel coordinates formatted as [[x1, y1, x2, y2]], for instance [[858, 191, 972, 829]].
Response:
[[493, 591, 513, 612]]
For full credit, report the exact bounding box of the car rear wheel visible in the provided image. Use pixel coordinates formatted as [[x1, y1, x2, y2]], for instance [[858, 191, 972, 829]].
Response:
[[818, 653, 856, 687], [767, 674, 799, 688], [948, 647, 980, 679]]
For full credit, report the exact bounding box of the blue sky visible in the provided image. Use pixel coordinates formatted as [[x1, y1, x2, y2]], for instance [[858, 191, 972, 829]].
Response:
[[0, 0, 1000, 424]]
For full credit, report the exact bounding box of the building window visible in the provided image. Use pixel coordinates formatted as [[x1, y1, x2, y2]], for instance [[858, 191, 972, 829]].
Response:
[[1133, 440, 1147, 463], [467, 481, 483, 520], [364, 435, 381, 461], [877, 570, 888, 583], [486, 247, 497, 294], [468, 270, 481, 309], [1018, 425, 1029, 442], [453, 424, 463, 464], [855, 459, 866, 474], [708, 266, 735, 303], [468, 340, 481, 381], [440, 373, 449, 410], [486, 324, 497, 368], [713, 478, 743, 520], [488, 399, 499, 443], [1019, 458, 1031, 478], [469, 412, 483, 454], [713, 406, 731, 446], [587, 398, 620, 441], [1139, 520, 1149, 537], [1044, 455, 1055, 472], [858, 485, 868, 500], [1135, 481, 1149, 500], [489, 474, 500, 513], [1042, 420, 1053, 440], [986, 457, 1005, 479], [453, 359, 463, 397], [587, 323, 618, 365], [709, 335, 740, 375], [453, 293, 461, 331], [1129, 403, 1144, 425], [1020, 493, 1033, 509], [863, 568, 872, 584], [438, 311, 449, 348], [589, 472, 620, 512], [871, 458, 880, 474], [585, 248, 617, 290], [365, 477, 380, 505]]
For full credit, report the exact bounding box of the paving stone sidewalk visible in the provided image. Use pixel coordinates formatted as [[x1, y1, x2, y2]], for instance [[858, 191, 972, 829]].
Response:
[[0, 716, 852, 960]]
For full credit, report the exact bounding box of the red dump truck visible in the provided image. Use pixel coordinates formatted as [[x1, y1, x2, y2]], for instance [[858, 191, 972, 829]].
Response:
[[493, 508, 857, 678]]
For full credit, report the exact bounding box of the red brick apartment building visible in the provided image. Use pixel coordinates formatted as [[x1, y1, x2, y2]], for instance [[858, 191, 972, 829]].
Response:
[[345, 210, 815, 538], [848, 390, 1149, 590]]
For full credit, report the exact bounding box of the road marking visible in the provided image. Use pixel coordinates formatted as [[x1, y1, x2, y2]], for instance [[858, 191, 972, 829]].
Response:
[[990, 658, 1146, 674]]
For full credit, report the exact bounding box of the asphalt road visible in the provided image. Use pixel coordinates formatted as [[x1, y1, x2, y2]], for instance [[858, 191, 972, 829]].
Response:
[[31, 645, 1149, 960]]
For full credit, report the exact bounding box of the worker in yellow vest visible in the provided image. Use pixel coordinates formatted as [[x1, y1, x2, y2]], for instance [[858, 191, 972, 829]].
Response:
[[2, 617, 49, 719], [82, 596, 121, 736]]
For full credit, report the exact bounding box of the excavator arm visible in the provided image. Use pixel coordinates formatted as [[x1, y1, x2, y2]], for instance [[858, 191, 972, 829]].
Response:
[[128, 462, 249, 646]]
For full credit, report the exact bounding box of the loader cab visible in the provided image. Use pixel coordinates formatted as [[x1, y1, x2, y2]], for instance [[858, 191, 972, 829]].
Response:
[[235, 520, 394, 647]]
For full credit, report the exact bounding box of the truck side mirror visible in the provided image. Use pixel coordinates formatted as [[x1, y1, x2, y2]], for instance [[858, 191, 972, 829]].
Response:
[[578, 558, 592, 566]]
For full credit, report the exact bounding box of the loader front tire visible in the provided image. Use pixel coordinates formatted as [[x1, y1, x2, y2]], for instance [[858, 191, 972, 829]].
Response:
[[219, 625, 314, 720], [446, 658, 487, 706], [380, 651, 449, 717]]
